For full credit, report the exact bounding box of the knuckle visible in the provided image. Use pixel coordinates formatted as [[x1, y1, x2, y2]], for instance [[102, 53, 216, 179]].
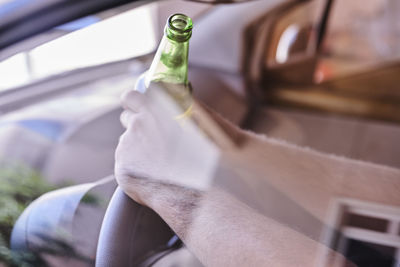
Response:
[[120, 89, 146, 112], [114, 162, 131, 181], [120, 89, 133, 103], [119, 110, 129, 127], [117, 131, 127, 145], [115, 172, 131, 187], [120, 110, 142, 129]]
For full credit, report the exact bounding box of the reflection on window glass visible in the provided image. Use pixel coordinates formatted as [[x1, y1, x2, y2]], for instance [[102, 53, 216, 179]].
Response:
[[55, 16, 100, 32], [265, 0, 318, 66], [0, 53, 30, 90], [322, 199, 400, 267], [316, 0, 400, 82], [0, 4, 157, 91], [30, 4, 157, 78], [276, 24, 301, 63]]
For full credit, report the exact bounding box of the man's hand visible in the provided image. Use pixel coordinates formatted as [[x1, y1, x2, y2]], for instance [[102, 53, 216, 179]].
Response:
[[114, 88, 225, 238], [115, 88, 223, 207], [115, 89, 174, 205]]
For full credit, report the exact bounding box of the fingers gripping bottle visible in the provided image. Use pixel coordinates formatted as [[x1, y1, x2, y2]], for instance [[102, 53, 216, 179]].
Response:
[[135, 13, 193, 118]]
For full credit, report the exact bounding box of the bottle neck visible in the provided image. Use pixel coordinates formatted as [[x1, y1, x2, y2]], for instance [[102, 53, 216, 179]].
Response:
[[145, 35, 190, 87], [144, 13, 192, 88]]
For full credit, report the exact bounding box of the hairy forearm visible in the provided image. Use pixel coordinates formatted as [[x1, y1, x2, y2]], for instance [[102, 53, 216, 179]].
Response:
[[146, 185, 347, 267], [115, 172, 202, 239], [144, 181, 202, 239]]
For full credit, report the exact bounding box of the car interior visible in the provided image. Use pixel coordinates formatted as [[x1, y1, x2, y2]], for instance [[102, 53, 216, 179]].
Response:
[[0, 0, 399, 266]]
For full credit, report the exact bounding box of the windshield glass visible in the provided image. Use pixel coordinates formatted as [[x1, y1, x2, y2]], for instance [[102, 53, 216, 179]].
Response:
[[0, 4, 157, 91]]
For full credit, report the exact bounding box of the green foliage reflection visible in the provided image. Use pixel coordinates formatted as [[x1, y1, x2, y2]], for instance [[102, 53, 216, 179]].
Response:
[[0, 166, 55, 266]]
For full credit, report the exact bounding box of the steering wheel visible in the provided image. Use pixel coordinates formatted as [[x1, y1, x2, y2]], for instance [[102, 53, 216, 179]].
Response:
[[95, 187, 179, 267]]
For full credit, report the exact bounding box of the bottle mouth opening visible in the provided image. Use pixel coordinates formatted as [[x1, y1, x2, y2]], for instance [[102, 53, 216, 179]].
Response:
[[168, 14, 193, 34]]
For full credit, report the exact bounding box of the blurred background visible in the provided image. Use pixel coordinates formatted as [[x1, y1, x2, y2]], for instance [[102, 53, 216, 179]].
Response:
[[0, 0, 399, 266]]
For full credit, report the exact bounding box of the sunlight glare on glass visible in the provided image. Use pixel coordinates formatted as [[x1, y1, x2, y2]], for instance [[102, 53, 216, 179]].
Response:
[[276, 24, 300, 64], [0, 53, 30, 91], [0, 0, 14, 4], [29, 4, 157, 78]]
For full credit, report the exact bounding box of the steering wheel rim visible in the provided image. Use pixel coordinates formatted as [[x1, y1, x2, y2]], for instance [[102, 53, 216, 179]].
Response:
[[95, 187, 176, 267]]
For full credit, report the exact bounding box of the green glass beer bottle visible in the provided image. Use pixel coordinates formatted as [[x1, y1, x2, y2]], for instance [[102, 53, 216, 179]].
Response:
[[136, 13, 193, 118]]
